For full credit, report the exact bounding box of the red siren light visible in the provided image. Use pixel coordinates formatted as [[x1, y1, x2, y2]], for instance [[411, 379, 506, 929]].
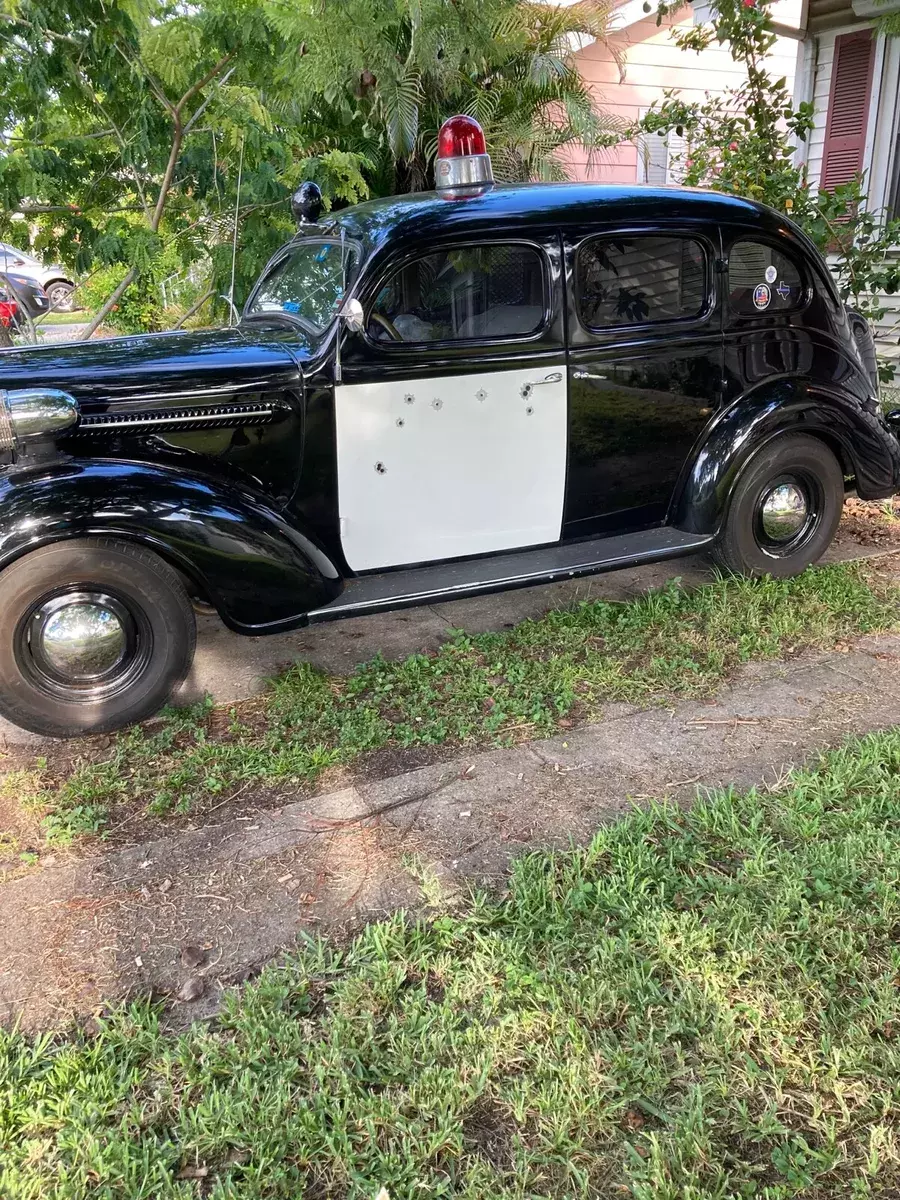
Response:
[[438, 114, 487, 159], [435, 115, 493, 196]]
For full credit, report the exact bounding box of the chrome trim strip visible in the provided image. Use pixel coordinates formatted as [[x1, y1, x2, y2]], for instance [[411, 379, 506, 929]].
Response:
[[78, 401, 289, 433], [105, 379, 298, 405], [435, 153, 494, 191]]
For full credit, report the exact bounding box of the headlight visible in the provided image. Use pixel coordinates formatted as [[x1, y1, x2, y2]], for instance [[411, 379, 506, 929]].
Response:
[[0, 388, 79, 451]]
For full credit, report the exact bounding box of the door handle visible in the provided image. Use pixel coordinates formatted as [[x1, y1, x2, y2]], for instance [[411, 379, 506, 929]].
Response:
[[520, 371, 562, 399], [572, 369, 608, 381]]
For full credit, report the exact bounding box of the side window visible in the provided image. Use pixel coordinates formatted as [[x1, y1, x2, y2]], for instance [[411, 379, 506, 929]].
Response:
[[576, 235, 706, 329], [369, 244, 546, 344], [728, 241, 803, 314]]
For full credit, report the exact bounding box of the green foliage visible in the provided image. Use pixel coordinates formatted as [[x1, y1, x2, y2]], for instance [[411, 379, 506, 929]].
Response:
[[79, 266, 158, 333], [640, 0, 813, 211], [27, 561, 899, 844], [638, 0, 900, 369], [6, 726, 900, 1196], [0, 0, 302, 318], [265, 0, 621, 192], [0, 0, 620, 326], [804, 179, 900, 340]]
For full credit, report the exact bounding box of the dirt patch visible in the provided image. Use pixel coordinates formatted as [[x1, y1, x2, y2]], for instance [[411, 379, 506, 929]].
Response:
[[3, 537, 900, 1030], [462, 1097, 517, 1170], [834, 496, 900, 549]]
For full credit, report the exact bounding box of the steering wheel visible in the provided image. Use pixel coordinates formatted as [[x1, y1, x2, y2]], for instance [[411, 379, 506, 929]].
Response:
[[370, 311, 403, 342]]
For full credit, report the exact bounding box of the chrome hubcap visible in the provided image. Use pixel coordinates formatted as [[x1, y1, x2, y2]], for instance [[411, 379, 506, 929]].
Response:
[[27, 593, 133, 689], [760, 482, 809, 543]]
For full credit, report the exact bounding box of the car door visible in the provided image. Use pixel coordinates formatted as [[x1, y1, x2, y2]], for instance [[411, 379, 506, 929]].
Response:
[[563, 227, 724, 538], [335, 235, 567, 572]]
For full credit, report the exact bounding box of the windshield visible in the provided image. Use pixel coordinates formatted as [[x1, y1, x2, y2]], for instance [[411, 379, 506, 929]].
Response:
[[244, 239, 359, 338]]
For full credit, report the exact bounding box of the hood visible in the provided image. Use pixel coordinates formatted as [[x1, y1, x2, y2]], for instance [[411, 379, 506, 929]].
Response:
[[0, 326, 308, 410]]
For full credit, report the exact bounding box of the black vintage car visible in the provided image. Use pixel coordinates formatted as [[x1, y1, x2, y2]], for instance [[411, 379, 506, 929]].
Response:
[[0, 116, 897, 737]]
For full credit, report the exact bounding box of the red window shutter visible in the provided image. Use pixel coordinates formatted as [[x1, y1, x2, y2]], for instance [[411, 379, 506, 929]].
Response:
[[821, 29, 876, 191]]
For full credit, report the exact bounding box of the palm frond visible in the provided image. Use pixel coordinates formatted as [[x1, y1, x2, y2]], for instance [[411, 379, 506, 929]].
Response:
[[380, 65, 422, 159]]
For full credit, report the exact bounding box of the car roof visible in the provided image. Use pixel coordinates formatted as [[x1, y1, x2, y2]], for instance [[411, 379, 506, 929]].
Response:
[[319, 182, 802, 252]]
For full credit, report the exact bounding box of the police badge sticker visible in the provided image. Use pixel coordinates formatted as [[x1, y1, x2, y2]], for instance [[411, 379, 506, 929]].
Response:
[[753, 282, 771, 310], [765, 265, 777, 283]]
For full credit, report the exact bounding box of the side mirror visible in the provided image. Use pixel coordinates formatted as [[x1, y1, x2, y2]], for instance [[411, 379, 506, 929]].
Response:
[[342, 298, 365, 334]]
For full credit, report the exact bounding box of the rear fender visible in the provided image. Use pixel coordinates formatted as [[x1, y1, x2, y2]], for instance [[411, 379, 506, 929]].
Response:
[[673, 380, 900, 535], [0, 458, 342, 633]]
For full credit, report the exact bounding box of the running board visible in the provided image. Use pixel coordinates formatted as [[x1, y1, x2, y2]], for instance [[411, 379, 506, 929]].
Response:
[[307, 527, 712, 623]]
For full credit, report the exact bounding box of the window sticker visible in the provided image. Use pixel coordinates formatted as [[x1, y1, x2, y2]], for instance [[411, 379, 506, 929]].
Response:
[[283, 300, 301, 313], [753, 283, 771, 310], [765, 265, 777, 283], [776, 281, 792, 301]]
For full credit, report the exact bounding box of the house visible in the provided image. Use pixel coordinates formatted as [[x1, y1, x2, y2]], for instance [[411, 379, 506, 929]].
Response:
[[563, 0, 804, 185]]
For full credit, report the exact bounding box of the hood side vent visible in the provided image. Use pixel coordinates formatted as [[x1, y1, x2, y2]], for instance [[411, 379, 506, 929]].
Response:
[[78, 400, 291, 434]]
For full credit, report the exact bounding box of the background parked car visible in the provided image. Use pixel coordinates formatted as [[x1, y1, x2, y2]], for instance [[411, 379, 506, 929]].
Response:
[[0, 271, 50, 324], [0, 243, 76, 312]]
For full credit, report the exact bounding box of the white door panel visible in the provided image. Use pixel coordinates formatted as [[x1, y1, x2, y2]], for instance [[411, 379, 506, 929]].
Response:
[[335, 366, 567, 572]]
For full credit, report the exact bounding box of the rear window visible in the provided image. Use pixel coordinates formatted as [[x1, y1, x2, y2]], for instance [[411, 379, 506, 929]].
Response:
[[576, 235, 707, 329], [728, 241, 803, 314]]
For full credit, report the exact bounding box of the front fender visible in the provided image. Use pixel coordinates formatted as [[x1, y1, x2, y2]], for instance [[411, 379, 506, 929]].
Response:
[[673, 380, 900, 535], [0, 458, 343, 633]]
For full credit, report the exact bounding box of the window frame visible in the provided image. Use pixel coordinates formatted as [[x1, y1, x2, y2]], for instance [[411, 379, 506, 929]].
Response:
[[242, 234, 365, 334], [724, 236, 810, 319], [361, 237, 553, 353], [573, 231, 713, 334]]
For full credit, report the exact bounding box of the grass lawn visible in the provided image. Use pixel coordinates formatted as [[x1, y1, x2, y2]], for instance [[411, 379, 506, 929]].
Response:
[[3, 728, 900, 1198], [12, 561, 900, 846], [33, 311, 87, 327]]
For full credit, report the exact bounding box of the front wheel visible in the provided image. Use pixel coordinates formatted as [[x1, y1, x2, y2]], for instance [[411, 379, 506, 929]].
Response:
[[712, 434, 845, 578], [0, 539, 196, 737]]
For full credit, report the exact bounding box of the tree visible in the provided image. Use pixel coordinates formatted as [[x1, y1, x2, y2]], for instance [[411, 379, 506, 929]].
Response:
[[0, 0, 370, 333], [263, 0, 621, 194], [1, 0, 618, 337], [637, 0, 814, 214]]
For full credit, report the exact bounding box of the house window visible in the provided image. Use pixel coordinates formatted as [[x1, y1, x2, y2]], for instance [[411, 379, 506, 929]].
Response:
[[576, 236, 706, 329], [369, 244, 546, 343], [637, 112, 687, 185], [728, 242, 802, 314]]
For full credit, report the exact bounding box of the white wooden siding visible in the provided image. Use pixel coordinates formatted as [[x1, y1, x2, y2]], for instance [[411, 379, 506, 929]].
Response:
[[806, 33, 836, 189]]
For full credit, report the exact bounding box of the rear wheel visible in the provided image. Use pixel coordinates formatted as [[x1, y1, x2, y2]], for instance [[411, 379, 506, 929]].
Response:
[[0, 539, 196, 737], [712, 434, 844, 578]]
